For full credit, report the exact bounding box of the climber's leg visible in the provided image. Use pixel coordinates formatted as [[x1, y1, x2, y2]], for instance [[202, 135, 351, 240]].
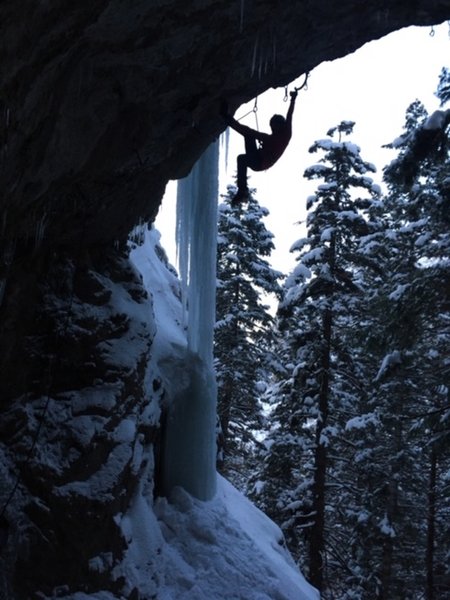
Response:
[[237, 153, 250, 194], [234, 137, 261, 204]]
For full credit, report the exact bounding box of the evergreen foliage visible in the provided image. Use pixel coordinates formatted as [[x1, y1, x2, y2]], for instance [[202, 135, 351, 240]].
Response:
[[251, 103, 450, 598], [372, 77, 450, 597], [253, 121, 383, 594], [221, 72, 450, 600], [214, 185, 283, 488]]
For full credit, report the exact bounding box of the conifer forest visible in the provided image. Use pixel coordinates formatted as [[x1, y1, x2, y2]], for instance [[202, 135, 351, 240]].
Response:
[[215, 69, 450, 600]]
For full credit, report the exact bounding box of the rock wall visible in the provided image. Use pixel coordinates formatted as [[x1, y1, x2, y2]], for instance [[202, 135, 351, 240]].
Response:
[[0, 246, 160, 598], [1, 1, 450, 597], [1, 1, 449, 247]]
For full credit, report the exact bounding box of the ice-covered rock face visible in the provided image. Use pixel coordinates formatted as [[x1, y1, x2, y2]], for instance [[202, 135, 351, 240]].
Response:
[[1, 0, 449, 248]]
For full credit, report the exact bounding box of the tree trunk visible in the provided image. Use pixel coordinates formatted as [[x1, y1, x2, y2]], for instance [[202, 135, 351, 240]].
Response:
[[219, 377, 234, 439], [309, 305, 333, 591], [380, 441, 400, 598], [426, 447, 437, 600], [380, 503, 394, 600]]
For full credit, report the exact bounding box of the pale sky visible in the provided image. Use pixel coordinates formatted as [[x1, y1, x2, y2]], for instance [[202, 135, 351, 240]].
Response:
[[156, 22, 450, 274]]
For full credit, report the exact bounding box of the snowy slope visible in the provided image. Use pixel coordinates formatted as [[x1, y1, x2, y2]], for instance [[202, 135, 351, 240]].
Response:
[[115, 473, 319, 600], [125, 228, 319, 600]]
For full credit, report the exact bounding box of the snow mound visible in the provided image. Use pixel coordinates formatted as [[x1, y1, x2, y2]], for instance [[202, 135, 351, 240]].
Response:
[[114, 475, 318, 600], [152, 476, 318, 599]]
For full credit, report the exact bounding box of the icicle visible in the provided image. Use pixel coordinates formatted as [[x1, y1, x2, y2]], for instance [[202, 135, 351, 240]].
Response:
[[220, 128, 230, 181], [128, 220, 147, 246], [165, 141, 219, 501], [239, 0, 245, 32], [34, 213, 48, 250], [185, 143, 219, 368], [251, 35, 259, 78], [258, 51, 263, 79], [0, 238, 15, 310], [0, 279, 6, 310], [176, 143, 219, 367], [176, 174, 191, 323], [1, 210, 7, 238], [176, 143, 219, 365]]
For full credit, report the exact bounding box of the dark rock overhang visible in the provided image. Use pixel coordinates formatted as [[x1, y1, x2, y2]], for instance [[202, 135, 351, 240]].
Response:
[[1, 0, 450, 249]]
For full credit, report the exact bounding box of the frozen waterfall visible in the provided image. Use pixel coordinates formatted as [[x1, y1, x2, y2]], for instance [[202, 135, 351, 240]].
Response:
[[163, 141, 219, 501]]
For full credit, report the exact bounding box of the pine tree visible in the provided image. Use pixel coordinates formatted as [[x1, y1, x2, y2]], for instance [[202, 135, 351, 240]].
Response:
[[359, 77, 450, 598], [255, 121, 382, 594], [214, 184, 283, 488], [253, 75, 450, 599]]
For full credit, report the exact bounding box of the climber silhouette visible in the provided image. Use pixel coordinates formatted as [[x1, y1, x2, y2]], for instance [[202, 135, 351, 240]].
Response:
[[222, 90, 298, 203]]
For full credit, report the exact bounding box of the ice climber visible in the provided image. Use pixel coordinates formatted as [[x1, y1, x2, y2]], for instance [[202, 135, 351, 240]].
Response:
[[222, 89, 298, 203]]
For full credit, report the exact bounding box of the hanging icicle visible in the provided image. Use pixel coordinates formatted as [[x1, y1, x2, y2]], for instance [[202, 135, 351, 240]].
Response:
[[251, 34, 259, 78], [164, 141, 220, 501], [239, 0, 245, 33], [176, 142, 219, 368], [220, 128, 230, 175]]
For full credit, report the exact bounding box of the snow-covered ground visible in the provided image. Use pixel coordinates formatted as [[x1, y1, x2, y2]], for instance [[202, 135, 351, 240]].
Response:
[[115, 472, 319, 600], [67, 470, 318, 600], [123, 227, 319, 600]]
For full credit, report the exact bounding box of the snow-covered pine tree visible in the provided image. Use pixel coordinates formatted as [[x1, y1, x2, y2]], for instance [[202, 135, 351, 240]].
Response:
[[325, 102, 434, 598], [370, 80, 450, 598], [325, 84, 450, 598], [214, 184, 283, 489], [253, 80, 450, 599], [255, 121, 382, 594]]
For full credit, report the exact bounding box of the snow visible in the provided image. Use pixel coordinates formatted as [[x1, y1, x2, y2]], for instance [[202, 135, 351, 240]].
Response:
[[290, 237, 310, 253], [127, 219, 318, 600], [70, 384, 118, 415], [306, 164, 329, 175], [320, 226, 334, 241], [374, 350, 402, 381], [311, 139, 361, 154], [291, 262, 311, 281], [346, 412, 379, 431], [343, 141, 361, 155], [338, 210, 360, 222], [131, 228, 185, 352], [109, 475, 318, 600], [379, 514, 396, 538], [300, 247, 324, 263], [55, 442, 134, 502], [388, 283, 410, 300], [318, 182, 337, 192], [415, 232, 431, 247], [423, 108, 450, 130]]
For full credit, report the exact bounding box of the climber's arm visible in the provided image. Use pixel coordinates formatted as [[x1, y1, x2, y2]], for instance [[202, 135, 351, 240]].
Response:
[[285, 90, 298, 127]]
